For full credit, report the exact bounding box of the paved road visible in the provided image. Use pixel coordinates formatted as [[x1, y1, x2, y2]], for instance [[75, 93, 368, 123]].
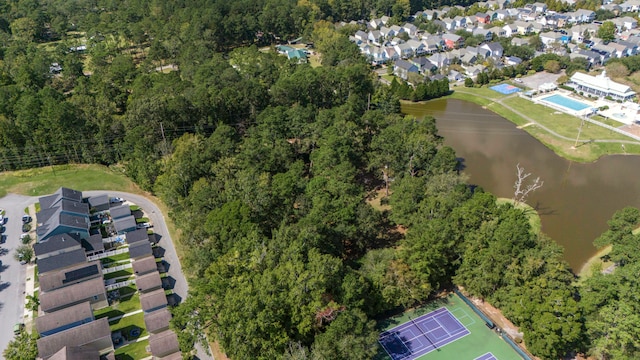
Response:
[[0, 191, 213, 360], [0, 194, 37, 355], [84, 191, 213, 360]]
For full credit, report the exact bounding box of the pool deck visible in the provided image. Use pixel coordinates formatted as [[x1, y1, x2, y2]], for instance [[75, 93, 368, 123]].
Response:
[[530, 90, 595, 117]]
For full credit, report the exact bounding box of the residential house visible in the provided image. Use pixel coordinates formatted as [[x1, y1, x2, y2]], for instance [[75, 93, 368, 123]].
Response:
[[149, 330, 181, 359], [36, 302, 94, 337], [410, 57, 434, 73], [530, 2, 548, 13], [447, 70, 465, 82], [519, 8, 537, 22], [129, 241, 153, 260], [620, 0, 640, 12], [39, 188, 83, 210], [423, 37, 441, 53], [109, 205, 131, 220], [514, 21, 533, 35], [34, 233, 82, 260], [503, 23, 518, 37], [383, 47, 400, 62], [368, 30, 383, 45], [505, 56, 523, 65], [617, 40, 638, 55], [39, 261, 101, 292], [87, 195, 109, 212], [568, 71, 636, 100], [141, 288, 168, 313], [47, 346, 101, 360], [465, 64, 487, 78], [442, 33, 464, 49], [569, 49, 603, 66], [126, 228, 151, 246], [570, 9, 596, 23], [511, 37, 531, 46], [540, 31, 571, 46], [602, 3, 622, 14], [393, 59, 419, 80], [493, 9, 511, 21], [403, 23, 418, 36], [612, 16, 638, 31], [39, 277, 108, 313], [133, 255, 159, 276], [481, 42, 505, 58], [354, 30, 368, 43], [454, 15, 467, 29], [475, 12, 491, 24], [530, 22, 544, 34], [136, 271, 163, 293], [428, 53, 451, 69], [394, 42, 414, 58], [36, 200, 90, 242], [423, 10, 438, 20], [473, 27, 493, 41], [36, 317, 113, 360], [37, 248, 87, 275], [390, 25, 403, 37], [406, 39, 427, 56], [144, 308, 173, 335], [113, 215, 137, 234], [82, 234, 105, 256], [443, 18, 456, 31], [461, 52, 479, 65], [489, 26, 507, 37]]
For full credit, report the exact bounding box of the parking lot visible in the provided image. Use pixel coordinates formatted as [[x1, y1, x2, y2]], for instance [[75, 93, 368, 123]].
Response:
[[520, 71, 564, 91]]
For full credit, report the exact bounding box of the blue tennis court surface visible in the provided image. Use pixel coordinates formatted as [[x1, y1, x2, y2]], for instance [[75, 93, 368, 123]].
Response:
[[541, 94, 590, 111], [379, 307, 470, 360], [490, 84, 521, 95], [475, 352, 498, 360]]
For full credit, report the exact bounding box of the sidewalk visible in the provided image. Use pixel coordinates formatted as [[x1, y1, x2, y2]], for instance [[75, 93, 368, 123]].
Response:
[[22, 204, 37, 331]]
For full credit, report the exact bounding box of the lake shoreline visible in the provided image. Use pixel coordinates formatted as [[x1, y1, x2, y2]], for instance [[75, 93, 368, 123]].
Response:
[[401, 87, 640, 163]]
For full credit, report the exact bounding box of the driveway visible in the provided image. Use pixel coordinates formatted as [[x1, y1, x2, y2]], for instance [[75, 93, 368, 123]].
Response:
[[0, 191, 213, 360], [0, 194, 38, 355]]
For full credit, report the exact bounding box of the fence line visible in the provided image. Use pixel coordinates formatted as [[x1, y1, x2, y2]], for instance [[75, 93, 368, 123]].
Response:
[[88, 247, 129, 261], [106, 279, 136, 291], [102, 263, 132, 274]]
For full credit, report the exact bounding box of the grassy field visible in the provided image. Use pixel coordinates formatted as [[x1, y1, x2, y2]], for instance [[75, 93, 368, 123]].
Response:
[[115, 339, 150, 360], [444, 87, 640, 162], [375, 293, 521, 360], [0, 164, 142, 198]]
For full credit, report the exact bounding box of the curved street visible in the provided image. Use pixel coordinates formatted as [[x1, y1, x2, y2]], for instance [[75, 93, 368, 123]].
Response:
[[0, 190, 212, 360]]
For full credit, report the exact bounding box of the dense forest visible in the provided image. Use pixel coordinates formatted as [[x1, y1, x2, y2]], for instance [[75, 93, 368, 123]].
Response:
[[0, 0, 639, 359]]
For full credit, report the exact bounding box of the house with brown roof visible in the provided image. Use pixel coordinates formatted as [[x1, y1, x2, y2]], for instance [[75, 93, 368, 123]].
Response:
[[148, 330, 181, 359], [140, 288, 168, 313], [136, 271, 163, 293], [36, 302, 94, 337], [39, 261, 101, 292], [37, 248, 88, 275], [36, 317, 113, 359], [47, 345, 101, 360], [132, 255, 158, 276], [144, 308, 172, 334], [40, 277, 108, 313]]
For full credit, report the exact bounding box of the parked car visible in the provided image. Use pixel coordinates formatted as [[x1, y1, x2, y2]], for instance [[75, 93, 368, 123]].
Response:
[[110, 197, 124, 204], [137, 222, 152, 229], [14, 323, 24, 335], [22, 215, 31, 223]]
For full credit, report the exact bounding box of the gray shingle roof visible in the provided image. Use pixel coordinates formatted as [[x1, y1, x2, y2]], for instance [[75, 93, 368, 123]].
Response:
[[148, 330, 180, 358], [140, 288, 168, 312], [132, 255, 158, 276], [82, 234, 105, 253], [37, 248, 87, 275], [40, 277, 106, 313], [144, 308, 172, 334], [109, 205, 131, 220], [39, 261, 102, 292], [135, 271, 163, 293], [113, 216, 136, 233], [34, 234, 81, 258], [126, 228, 149, 245], [36, 301, 93, 336], [129, 241, 153, 259], [37, 317, 111, 359]]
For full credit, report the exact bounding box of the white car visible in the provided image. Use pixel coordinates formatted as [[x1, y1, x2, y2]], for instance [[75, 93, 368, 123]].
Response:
[[109, 197, 124, 204], [137, 222, 152, 229]]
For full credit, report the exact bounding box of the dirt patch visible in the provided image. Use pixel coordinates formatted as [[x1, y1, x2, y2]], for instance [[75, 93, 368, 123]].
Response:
[[210, 340, 230, 360], [471, 298, 523, 340], [366, 188, 391, 212], [619, 123, 640, 137]]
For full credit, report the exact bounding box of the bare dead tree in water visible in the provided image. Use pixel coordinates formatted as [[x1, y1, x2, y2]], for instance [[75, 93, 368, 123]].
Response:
[[513, 163, 544, 205]]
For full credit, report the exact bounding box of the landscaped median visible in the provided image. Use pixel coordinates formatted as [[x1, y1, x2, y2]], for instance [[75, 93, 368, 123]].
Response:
[[441, 86, 640, 162]]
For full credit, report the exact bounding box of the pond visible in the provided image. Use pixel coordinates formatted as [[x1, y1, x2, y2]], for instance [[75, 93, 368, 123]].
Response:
[[402, 98, 640, 271]]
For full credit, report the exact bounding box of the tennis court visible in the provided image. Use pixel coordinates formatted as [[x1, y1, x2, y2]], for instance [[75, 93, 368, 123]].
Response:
[[376, 293, 523, 360], [490, 84, 521, 95], [379, 308, 469, 360]]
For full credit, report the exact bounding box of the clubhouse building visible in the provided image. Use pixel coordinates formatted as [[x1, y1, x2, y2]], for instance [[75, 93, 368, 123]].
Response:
[[568, 71, 636, 101]]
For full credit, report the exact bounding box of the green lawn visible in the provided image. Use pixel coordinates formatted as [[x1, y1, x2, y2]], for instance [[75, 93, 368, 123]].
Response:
[[441, 86, 640, 162], [109, 312, 147, 337], [94, 286, 141, 319], [104, 269, 134, 280], [101, 252, 132, 265], [376, 293, 522, 360], [115, 339, 150, 360], [0, 164, 140, 198]]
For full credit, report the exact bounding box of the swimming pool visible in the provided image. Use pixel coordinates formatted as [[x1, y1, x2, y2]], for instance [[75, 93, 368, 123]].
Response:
[[541, 94, 591, 112]]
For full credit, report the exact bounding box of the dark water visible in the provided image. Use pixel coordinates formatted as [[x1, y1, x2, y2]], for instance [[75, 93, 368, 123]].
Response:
[[402, 99, 640, 271]]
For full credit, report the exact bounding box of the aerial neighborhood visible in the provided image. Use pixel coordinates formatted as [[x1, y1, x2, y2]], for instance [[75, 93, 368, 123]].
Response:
[[20, 187, 181, 360], [345, 0, 640, 86]]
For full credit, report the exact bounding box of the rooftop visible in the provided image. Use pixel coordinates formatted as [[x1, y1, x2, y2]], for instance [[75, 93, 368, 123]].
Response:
[[40, 277, 106, 313], [37, 317, 111, 360], [36, 301, 93, 336], [37, 248, 87, 275]]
